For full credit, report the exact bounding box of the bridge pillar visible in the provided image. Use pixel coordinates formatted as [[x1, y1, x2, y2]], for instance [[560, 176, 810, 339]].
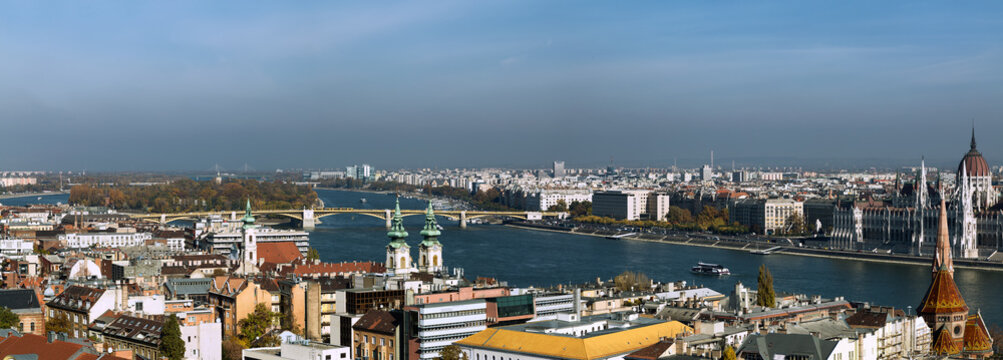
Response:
[[160, 214, 166, 224], [302, 209, 316, 230], [385, 209, 392, 229], [459, 211, 467, 229]]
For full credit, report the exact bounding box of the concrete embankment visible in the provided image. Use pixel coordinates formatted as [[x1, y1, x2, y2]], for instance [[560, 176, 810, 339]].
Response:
[[505, 223, 1003, 272], [0, 190, 69, 200]]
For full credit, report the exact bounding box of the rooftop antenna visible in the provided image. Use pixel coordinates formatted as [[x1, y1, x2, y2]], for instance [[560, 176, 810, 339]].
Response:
[[711, 150, 714, 169]]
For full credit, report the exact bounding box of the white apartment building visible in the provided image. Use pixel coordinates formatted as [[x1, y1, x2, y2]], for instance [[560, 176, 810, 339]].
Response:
[[413, 300, 487, 359], [764, 198, 804, 233], [60, 232, 152, 249], [204, 227, 310, 256], [646, 192, 671, 221], [592, 190, 665, 221], [181, 320, 223, 360], [524, 190, 592, 211], [0, 238, 34, 256], [731, 198, 804, 234]]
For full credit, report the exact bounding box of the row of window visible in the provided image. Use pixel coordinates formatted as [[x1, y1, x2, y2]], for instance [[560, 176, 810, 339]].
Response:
[[420, 309, 484, 319]]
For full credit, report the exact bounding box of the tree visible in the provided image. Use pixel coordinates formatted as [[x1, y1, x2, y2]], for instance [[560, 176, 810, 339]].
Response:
[[784, 213, 807, 235], [222, 338, 245, 360], [0, 307, 17, 329], [306, 247, 320, 262], [159, 314, 185, 360], [46, 314, 71, 335], [569, 201, 592, 217], [547, 200, 568, 212], [667, 206, 694, 225], [757, 264, 776, 308], [238, 304, 280, 348], [613, 271, 651, 292], [439, 345, 466, 360], [722, 345, 736, 360]]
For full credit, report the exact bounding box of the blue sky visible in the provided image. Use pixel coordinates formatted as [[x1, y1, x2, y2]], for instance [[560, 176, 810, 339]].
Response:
[[2, 1, 1003, 170]]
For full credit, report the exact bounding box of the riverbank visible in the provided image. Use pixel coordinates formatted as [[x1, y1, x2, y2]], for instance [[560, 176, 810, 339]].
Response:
[[0, 190, 69, 200], [505, 223, 1003, 272]]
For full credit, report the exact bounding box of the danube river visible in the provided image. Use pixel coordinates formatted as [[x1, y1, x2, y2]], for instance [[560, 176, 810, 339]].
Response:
[[9, 190, 1002, 326]]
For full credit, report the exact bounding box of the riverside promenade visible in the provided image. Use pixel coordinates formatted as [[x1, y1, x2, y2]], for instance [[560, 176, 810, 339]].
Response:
[[506, 222, 1003, 272]]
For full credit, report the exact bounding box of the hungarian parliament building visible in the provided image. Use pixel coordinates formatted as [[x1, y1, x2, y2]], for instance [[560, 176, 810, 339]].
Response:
[[831, 131, 1003, 259]]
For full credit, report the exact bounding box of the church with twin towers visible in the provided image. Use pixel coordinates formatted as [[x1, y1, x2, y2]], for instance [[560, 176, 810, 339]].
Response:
[[832, 129, 1003, 259], [385, 198, 445, 275]]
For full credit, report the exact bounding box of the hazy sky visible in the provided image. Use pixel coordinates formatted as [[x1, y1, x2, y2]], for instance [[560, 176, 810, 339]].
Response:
[[3, 1, 1003, 171]]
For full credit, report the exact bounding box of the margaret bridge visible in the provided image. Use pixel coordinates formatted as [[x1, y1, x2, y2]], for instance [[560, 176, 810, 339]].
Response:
[[127, 208, 569, 229]]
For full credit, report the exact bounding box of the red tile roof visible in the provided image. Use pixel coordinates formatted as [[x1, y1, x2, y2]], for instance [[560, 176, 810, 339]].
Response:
[[258, 242, 303, 265], [918, 270, 969, 315], [279, 261, 385, 276], [963, 312, 993, 355], [0, 333, 90, 360]]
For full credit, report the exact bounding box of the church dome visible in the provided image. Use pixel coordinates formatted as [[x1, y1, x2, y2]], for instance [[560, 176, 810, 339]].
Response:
[[958, 131, 990, 178]]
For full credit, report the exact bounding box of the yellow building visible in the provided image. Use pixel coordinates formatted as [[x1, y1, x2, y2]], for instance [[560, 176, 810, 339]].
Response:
[[456, 313, 691, 360]]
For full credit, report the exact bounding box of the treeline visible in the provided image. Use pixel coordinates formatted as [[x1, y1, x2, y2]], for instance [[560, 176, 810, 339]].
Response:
[[573, 205, 749, 235], [69, 179, 318, 212]]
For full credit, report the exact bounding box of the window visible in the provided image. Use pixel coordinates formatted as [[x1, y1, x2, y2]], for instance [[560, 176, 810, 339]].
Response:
[[380, 338, 384, 346], [30, 323, 34, 332]]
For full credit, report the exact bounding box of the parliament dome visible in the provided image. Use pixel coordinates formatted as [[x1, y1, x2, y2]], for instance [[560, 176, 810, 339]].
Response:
[[958, 130, 990, 178]]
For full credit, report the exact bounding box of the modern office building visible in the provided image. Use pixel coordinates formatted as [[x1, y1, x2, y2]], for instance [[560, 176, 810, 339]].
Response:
[[553, 161, 566, 178], [406, 299, 487, 360]]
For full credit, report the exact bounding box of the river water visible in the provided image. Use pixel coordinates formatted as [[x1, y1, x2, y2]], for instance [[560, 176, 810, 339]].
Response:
[[9, 190, 1002, 326]]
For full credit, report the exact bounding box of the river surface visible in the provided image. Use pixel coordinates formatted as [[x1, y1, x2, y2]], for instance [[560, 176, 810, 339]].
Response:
[[9, 190, 1002, 326]]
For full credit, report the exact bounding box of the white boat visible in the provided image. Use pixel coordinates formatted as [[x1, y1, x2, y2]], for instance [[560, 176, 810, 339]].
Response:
[[691, 262, 731, 276]]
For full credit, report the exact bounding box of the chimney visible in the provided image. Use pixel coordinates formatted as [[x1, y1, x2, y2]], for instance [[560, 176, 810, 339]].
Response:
[[573, 288, 582, 317]]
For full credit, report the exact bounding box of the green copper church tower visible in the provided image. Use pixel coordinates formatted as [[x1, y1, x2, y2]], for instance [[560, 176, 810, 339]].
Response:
[[418, 202, 444, 273], [386, 198, 414, 275]]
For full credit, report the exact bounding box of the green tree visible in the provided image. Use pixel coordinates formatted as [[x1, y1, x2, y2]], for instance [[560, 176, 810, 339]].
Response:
[[46, 314, 71, 335], [159, 314, 185, 360], [238, 304, 280, 348], [757, 264, 776, 308], [306, 247, 320, 261], [569, 201, 592, 217], [0, 307, 17, 329], [722, 345, 736, 360], [439, 345, 466, 360], [547, 199, 568, 212]]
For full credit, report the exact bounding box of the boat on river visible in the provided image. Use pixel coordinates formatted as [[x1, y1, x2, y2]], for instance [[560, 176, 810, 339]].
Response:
[[691, 262, 731, 276]]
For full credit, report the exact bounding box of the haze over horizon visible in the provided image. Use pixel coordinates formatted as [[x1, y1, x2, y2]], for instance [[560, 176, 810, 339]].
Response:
[[3, 1, 1003, 171]]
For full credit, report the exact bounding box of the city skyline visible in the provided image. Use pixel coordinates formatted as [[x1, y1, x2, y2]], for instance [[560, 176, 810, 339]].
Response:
[[4, 1, 1003, 171]]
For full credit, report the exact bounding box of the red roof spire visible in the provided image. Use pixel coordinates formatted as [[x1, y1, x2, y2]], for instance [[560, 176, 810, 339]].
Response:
[[933, 191, 953, 275]]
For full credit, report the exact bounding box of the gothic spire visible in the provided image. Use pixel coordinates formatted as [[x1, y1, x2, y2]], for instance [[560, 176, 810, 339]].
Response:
[[934, 190, 954, 275], [971, 123, 977, 150], [387, 197, 409, 242]]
